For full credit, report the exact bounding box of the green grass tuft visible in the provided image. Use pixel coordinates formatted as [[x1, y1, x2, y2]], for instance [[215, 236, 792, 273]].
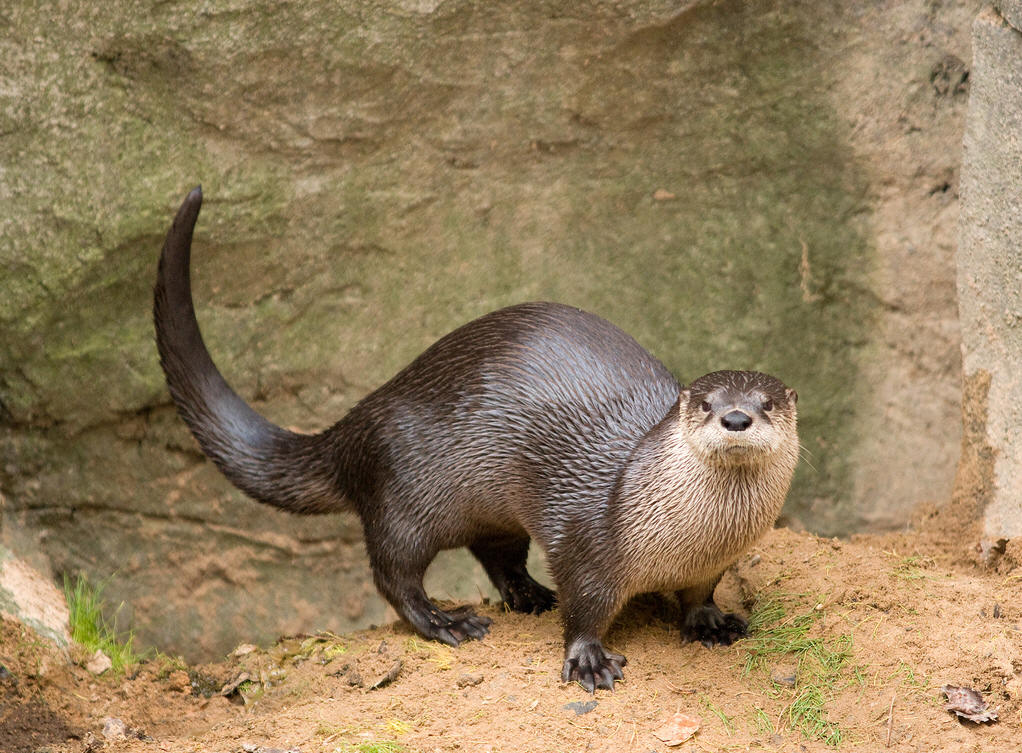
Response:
[[63, 574, 144, 674], [788, 684, 843, 746], [742, 595, 852, 746], [351, 743, 404, 753], [701, 696, 736, 735], [751, 706, 775, 736]]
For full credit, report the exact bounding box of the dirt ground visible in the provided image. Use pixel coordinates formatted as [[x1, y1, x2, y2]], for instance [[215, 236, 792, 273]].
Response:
[[3, 511, 1020, 753]]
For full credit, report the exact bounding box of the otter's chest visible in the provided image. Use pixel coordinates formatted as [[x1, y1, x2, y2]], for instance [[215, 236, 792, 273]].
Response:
[[617, 467, 784, 593]]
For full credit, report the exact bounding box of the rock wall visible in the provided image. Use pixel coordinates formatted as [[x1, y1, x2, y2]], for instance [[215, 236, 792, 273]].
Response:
[[958, 1, 1022, 548], [0, 0, 978, 659], [0, 537, 70, 651]]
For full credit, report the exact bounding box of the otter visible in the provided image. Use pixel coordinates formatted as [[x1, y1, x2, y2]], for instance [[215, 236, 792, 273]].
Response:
[[153, 187, 799, 693]]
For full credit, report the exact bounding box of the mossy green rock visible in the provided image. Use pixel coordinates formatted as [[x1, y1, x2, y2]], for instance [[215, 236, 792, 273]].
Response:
[[0, 1, 969, 659]]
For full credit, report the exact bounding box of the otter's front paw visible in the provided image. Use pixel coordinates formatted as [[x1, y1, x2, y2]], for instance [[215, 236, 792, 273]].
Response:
[[681, 604, 748, 647], [561, 640, 627, 693]]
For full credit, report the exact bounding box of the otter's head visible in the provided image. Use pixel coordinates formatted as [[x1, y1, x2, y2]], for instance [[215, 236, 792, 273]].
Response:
[[679, 370, 798, 467]]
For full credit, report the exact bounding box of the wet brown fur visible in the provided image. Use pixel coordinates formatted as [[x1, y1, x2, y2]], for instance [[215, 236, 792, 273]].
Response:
[[153, 188, 799, 693]]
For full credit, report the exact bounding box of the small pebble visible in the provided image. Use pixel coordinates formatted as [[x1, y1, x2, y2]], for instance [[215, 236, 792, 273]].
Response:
[[86, 650, 112, 676], [770, 665, 797, 688], [102, 717, 127, 741], [563, 700, 598, 715]]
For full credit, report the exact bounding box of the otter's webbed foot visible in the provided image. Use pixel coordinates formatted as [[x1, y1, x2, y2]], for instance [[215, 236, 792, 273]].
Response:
[[681, 602, 748, 647], [500, 572, 557, 615], [561, 640, 627, 693], [407, 599, 492, 647]]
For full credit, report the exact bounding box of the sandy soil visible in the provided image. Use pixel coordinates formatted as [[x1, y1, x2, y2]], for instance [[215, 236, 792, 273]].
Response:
[[3, 519, 1020, 753]]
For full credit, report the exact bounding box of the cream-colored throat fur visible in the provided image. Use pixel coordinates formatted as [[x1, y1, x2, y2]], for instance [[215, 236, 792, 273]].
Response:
[[614, 412, 798, 596]]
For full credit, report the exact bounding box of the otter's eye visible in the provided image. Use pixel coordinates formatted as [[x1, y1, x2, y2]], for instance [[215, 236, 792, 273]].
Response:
[[700, 400, 712, 413], [763, 398, 774, 412]]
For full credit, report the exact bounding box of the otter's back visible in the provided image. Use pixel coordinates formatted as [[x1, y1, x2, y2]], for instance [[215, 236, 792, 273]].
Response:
[[348, 303, 681, 543]]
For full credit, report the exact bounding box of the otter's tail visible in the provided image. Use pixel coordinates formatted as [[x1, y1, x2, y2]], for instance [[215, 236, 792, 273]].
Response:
[[154, 187, 346, 514]]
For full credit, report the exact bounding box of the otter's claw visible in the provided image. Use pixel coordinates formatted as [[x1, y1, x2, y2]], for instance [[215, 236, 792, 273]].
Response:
[[411, 602, 492, 647], [561, 640, 627, 693], [432, 614, 492, 646], [434, 609, 492, 646]]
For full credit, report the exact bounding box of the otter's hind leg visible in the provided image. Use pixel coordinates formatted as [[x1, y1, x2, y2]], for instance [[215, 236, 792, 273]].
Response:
[[366, 535, 491, 647], [469, 536, 556, 614], [676, 578, 747, 647]]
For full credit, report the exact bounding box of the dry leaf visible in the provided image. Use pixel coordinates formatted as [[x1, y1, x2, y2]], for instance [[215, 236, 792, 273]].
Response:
[[652, 712, 701, 746], [943, 685, 998, 723]]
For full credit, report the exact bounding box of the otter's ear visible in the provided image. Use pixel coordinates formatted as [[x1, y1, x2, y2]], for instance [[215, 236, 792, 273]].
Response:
[[680, 388, 691, 405], [785, 388, 798, 405]]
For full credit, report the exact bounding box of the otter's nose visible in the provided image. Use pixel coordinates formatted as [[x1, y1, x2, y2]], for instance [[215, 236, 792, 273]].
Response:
[[721, 410, 752, 432]]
